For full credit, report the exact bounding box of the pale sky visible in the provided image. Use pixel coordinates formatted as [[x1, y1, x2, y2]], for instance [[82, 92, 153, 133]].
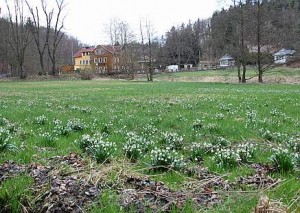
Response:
[[1, 0, 224, 45]]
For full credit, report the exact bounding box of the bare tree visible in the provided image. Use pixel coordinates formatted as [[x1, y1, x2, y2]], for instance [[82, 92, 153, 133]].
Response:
[[6, 0, 31, 79], [42, 0, 65, 76], [25, 0, 49, 75]]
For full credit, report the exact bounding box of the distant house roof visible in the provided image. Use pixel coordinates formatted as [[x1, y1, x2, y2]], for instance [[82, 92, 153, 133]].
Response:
[[73, 47, 96, 58], [219, 54, 234, 61], [98, 45, 123, 54], [274, 48, 296, 57]]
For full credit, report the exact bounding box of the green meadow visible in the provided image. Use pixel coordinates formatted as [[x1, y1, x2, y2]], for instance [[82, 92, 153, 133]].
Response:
[[0, 78, 299, 212]]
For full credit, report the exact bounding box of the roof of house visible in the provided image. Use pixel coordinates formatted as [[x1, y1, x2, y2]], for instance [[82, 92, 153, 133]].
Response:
[[219, 54, 234, 61], [274, 48, 296, 56], [97, 45, 123, 54], [73, 47, 96, 58]]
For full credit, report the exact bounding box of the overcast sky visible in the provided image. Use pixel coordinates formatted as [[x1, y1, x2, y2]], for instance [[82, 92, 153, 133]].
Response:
[[1, 0, 228, 45]]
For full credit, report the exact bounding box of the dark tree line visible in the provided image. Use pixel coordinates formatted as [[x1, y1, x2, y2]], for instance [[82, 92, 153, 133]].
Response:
[[163, 0, 300, 82], [0, 0, 81, 78]]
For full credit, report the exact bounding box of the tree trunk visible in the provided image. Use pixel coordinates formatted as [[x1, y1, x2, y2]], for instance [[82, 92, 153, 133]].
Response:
[[237, 62, 242, 83], [242, 63, 246, 83]]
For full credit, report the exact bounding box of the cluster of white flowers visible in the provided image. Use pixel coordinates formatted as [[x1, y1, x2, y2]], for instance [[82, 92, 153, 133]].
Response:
[[34, 115, 48, 125], [66, 118, 86, 132], [0, 117, 10, 126], [245, 110, 258, 127], [215, 113, 225, 120], [214, 148, 241, 169], [39, 131, 58, 145], [162, 132, 184, 149], [0, 127, 12, 151], [52, 118, 69, 136], [189, 142, 207, 161], [270, 108, 285, 117], [77, 133, 116, 163], [204, 123, 220, 133], [286, 137, 300, 153], [192, 119, 203, 131], [270, 146, 293, 173], [123, 132, 151, 160], [259, 129, 288, 142], [141, 124, 158, 139], [236, 143, 256, 163], [150, 147, 185, 170]]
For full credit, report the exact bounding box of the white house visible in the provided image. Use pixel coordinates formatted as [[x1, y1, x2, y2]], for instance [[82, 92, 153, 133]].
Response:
[[273, 48, 296, 64], [219, 54, 235, 68], [166, 65, 179, 72]]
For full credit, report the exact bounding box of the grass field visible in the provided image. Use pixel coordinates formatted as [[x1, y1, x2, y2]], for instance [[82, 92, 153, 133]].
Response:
[[0, 79, 299, 212]]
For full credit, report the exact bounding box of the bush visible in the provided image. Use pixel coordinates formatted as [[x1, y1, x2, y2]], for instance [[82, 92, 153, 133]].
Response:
[[80, 72, 94, 80]]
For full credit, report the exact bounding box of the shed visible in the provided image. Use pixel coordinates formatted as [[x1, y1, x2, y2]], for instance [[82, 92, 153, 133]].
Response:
[[166, 65, 179, 72], [273, 48, 296, 64], [219, 54, 235, 68]]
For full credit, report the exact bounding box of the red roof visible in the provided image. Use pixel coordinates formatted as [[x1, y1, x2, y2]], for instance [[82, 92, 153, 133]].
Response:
[[73, 47, 96, 58]]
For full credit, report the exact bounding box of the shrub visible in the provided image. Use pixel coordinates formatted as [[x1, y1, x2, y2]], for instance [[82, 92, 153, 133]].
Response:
[[80, 72, 94, 80]]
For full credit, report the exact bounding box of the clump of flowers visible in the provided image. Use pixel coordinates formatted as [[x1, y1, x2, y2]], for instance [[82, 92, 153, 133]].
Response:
[[52, 119, 69, 136], [204, 123, 220, 134], [236, 143, 256, 163], [293, 153, 300, 169], [161, 132, 184, 150], [192, 119, 203, 131], [0, 127, 14, 152], [77, 133, 116, 163], [245, 110, 258, 127], [150, 147, 185, 170], [214, 148, 240, 169], [123, 132, 152, 161], [286, 137, 300, 153], [211, 136, 230, 148], [34, 115, 48, 125], [270, 146, 294, 173], [67, 118, 86, 132], [39, 132, 58, 147], [0, 117, 10, 126], [188, 142, 207, 162]]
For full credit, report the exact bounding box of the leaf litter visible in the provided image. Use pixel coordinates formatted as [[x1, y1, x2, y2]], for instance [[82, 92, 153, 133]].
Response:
[[0, 154, 283, 212]]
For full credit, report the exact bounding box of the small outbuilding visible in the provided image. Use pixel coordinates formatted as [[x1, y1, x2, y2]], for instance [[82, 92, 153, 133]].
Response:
[[273, 48, 296, 64], [219, 54, 235, 68], [166, 65, 179, 72]]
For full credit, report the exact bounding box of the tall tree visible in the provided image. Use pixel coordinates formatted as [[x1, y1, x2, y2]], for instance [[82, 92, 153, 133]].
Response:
[[25, 0, 49, 75], [43, 0, 65, 76], [6, 0, 31, 79]]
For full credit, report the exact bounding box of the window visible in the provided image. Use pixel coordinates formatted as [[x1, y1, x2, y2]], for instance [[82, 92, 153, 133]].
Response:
[[80, 60, 82, 65], [103, 57, 107, 63], [94, 58, 97, 63], [86, 60, 89, 65], [97, 49, 102, 55], [98, 58, 102, 63]]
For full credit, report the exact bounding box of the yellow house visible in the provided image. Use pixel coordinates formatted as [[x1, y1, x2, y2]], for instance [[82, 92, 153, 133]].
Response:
[[73, 47, 96, 71]]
